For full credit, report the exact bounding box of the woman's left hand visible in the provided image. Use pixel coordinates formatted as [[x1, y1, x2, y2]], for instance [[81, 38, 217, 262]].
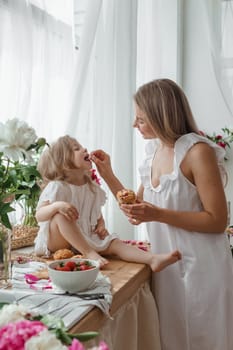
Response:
[[120, 201, 159, 225]]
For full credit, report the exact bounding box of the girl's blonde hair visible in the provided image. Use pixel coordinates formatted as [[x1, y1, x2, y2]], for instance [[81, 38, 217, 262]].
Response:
[[134, 79, 199, 145], [37, 135, 93, 189]]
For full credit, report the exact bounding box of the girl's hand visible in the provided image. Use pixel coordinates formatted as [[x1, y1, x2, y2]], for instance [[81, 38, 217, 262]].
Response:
[[94, 215, 109, 239], [120, 201, 159, 225], [57, 202, 79, 221], [94, 225, 109, 239]]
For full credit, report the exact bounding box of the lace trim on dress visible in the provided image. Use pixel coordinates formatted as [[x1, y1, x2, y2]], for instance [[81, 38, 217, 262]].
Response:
[[139, 133, 227, 191]]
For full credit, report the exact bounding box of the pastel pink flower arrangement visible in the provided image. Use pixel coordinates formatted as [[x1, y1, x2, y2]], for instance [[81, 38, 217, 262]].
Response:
[[199, 127, 233, 150], [0, 303, 109, 350], [0, 320, 46, 350]]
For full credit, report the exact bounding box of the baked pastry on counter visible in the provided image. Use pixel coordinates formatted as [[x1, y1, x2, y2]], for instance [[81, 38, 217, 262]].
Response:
[[53, 248, 74, 260]]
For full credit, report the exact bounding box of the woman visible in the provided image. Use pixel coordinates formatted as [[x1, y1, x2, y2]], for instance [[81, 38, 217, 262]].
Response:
[[91, 78, 233, 350]]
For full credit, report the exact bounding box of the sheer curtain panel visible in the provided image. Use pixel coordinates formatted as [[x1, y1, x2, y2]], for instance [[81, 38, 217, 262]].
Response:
[[0, 0, 74, 142], [203, 0, 233, 119], [67, 0, 137, 238]]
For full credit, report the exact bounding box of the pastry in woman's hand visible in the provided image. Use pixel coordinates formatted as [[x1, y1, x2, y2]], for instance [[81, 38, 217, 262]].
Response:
[[116, 189, 136, 204]]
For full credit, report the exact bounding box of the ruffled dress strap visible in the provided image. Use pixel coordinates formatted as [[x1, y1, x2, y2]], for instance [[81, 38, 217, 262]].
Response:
[[175, 133, 227, 185], [138, 139, 159, 189]]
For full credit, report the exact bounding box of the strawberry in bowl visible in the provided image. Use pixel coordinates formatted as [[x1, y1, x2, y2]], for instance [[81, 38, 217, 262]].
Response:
[[48, 258, 99, 292]]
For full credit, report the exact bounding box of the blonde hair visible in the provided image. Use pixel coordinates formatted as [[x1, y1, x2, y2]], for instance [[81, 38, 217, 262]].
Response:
[[37, 135, 93, 190], [134, 79, 199, 145]]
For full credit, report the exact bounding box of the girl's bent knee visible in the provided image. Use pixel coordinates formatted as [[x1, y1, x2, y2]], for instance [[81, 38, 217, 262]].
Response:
[[51, 213, 68, 224]]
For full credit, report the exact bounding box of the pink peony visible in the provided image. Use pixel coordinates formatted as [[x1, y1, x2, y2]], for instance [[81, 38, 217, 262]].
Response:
[[0, 320, 47, 350], [68, 338, 85, 350], [97, 341, 110, 350], [90, 341, 110, 350]]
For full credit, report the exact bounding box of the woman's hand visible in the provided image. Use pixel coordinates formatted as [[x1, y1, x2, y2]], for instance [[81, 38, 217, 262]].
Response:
[[90, 149, 112, 177], [120, 201, 159, 225], [90, 149, 125, 196]]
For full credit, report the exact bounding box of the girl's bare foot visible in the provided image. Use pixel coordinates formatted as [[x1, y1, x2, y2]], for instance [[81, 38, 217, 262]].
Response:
[[150, 250, 182, 272], [85, 251, 109, 268]]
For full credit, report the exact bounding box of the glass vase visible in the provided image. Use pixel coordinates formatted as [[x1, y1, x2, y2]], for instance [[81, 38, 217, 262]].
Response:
[[0, 223, 12, 289]]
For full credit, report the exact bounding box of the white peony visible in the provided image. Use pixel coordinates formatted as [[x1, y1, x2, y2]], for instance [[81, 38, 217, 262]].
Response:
[[25, 329, 68, 350], [0, 118, 37, 161], [0, 303, 32, 327]]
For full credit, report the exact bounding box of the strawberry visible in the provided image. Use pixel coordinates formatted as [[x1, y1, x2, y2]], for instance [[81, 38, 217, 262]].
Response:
[[55, 265, 70, 271], [59, 266, 71, 271], [64, 261, 76, 271]]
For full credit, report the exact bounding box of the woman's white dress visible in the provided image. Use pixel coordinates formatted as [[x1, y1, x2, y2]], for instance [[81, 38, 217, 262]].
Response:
[[34, 181, 118, 256], [139, 133, 233, 350]]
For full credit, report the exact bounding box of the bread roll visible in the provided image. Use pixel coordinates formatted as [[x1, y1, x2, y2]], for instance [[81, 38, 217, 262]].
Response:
[[53, 248, 74, 260], [116, 189, 136, 204]]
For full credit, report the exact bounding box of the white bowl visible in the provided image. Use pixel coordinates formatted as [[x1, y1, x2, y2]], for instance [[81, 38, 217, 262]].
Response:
[[48, 258, 99, 293]]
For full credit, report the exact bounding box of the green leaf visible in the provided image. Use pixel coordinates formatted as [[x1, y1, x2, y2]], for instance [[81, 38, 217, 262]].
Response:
[[0, 213, 12, 229], [55, 328, 72, 345], [0, 302, 9, 309], [0, 202, 15, 215], [68, 331, 99, 342]]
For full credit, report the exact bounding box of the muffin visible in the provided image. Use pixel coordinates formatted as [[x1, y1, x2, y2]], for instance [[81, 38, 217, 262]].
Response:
[[53, 248, 74, 260], [116, 189, 136, 204]]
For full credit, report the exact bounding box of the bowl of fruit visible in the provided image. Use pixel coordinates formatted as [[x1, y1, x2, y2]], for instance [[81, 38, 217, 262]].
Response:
[[48, 258, 99, 293]]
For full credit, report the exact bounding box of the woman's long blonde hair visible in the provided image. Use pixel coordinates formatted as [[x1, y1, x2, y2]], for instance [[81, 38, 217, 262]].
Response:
[[37, 135, 93, 189], [134, 79, 199, 145]]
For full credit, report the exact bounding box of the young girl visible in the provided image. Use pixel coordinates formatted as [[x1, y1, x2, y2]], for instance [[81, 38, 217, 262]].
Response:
[[91, 79, 233, 350], [34, 135, 181, 270]]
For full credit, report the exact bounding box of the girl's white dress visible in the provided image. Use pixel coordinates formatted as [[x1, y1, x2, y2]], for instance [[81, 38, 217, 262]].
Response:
[[34, 181, 118, 256], [139, 133, 233, 350]]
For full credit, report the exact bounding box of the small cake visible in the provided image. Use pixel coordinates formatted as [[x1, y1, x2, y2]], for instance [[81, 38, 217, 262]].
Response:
[[116, 189, 136, 204], [53, 248, 74, 260]]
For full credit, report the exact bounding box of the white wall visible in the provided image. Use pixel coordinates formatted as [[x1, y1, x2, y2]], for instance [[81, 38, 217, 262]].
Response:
[[182, 0, 233, 222]]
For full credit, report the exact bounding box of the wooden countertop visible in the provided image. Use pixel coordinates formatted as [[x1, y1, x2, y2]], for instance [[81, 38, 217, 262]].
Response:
[[70, 257, 151, 333]]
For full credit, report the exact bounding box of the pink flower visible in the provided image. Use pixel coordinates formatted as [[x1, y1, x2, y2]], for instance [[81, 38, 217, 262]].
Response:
[[90, 169, 101, 185], [0, 320, 47, 350], [217, 141, 227, 149], [68, 338, 85, 350], [25, 273, 40, 284], [98, 341, 110, 350], [90, 341, 110, 350]]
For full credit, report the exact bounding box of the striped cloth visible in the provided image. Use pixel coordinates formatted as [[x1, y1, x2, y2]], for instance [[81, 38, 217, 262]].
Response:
[[0, 261, 112, 329]]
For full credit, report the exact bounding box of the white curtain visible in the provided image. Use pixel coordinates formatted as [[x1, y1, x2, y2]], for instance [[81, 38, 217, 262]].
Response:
[[66, 0, 138, 238], [0, 0, 74, 141], [0, 0, 181, 240], [135, 0, 182, 239], [203, 0, 233, 119]]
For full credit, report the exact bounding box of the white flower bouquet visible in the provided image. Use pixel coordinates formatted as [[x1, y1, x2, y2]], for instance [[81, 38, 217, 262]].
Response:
[[0, 118, 47, 229]]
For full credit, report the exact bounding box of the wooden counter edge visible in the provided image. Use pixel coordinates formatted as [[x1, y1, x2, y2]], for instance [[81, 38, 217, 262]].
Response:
[[70, 262, 151, 333]]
